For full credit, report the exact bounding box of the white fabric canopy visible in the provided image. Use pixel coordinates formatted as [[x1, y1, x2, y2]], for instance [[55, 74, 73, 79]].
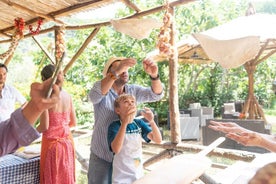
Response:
[[193, 34, 260, 69], [111, 18, 162, 40], [201, 14, 276, 41], [191, 13, 276, 69]]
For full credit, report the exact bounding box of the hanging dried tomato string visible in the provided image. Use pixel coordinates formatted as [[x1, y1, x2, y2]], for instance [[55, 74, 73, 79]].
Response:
[[14, 17, 25, 36], [29, 19, 43, 35]]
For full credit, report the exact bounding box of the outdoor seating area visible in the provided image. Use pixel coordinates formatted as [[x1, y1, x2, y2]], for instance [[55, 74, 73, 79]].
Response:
[[180, 103, 214, 140], [180, 116, 200, 140], [167, 103, 214, 141], [221, 101, 244, 119], [189, 103, 214, 127]]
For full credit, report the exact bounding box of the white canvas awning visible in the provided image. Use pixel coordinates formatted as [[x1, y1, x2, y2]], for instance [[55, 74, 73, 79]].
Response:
[[152, 13, 276, 67], [111, 18, 162, 40], [152, 13, 276, 122], [192, 13, 276, 69], [192, 34, 260, 69]]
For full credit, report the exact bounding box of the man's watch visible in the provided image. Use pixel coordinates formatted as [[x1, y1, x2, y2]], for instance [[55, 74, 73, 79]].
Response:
[[108, 70, 118, 80], [150, 74, 160, 80]]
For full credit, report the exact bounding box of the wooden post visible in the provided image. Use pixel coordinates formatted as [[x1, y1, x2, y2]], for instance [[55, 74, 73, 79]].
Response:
[[243, 61, 267, 123], [168, 6, 181, 144], [4, 51, 15, 66]]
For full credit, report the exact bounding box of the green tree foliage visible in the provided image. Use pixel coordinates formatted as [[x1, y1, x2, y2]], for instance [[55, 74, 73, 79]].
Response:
[[255, 0, 276, 14]]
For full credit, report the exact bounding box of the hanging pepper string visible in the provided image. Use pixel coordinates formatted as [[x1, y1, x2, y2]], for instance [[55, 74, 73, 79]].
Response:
[[29, 19, 43, 35], [0, 18, 24, 60], [1, 17, 43, 60], [14, 17, 25, 37]]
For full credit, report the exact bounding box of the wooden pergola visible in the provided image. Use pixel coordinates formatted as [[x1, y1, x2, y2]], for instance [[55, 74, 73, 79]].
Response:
[[0, 0, 202, 158], [1, 2, 268, 179], [0, 0, 198, 142], [0, 0, 194, 67]]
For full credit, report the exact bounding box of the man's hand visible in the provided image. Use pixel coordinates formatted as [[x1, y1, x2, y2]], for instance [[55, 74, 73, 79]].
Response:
[[208, 121, 248, 134], [116, 58, 136, 75], [226, 131, 262, 147], [142, 58, 158, 77], [22, 78, 60, 125], [29, 78, 60, 112], [120, 105, 136, 126]]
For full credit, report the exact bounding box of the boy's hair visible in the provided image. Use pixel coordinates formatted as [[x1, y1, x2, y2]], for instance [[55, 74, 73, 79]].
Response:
[[114, 94, 136, 109]]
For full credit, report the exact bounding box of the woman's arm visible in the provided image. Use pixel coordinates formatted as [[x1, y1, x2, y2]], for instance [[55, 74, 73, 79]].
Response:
[[69, 98, 77, 127], [36, 110, 49, 133]]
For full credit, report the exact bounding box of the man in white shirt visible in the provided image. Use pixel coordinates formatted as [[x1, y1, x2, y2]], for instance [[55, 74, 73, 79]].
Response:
[[0, 63, 26, 122]]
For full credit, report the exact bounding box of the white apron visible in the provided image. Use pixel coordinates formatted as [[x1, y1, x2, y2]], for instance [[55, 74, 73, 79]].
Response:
[[112, 123, 143, 184]]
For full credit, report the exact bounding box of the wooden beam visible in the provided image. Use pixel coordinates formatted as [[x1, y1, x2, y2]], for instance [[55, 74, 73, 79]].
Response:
[[32, 36, 55, 64], [0, 0, 115, 34], [143, 149, 172, 167], [251, 39, 270, 63], [0, 26, 56, 44], [63, 27, 100, 74], [49, 0, 116, 17], [127, 0, 197, 19], [0, 32, 11, 38], [257, 49, 276, 65], [0, 0, 197, 43], [256, 39, 276, 65], [0, 0, 64, 25], [122, 0, 141, 12], [54, 0, 197, 31], [142, 142, 257, 162], [4, 50, 15, 66]]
